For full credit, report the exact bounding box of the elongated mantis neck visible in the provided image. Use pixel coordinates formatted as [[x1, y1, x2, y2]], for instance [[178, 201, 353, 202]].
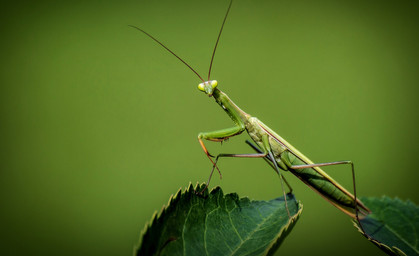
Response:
[[212, 88, 250, 125]]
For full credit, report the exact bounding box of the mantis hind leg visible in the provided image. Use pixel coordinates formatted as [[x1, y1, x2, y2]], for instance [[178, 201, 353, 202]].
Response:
[[289, 160, 370, 237]]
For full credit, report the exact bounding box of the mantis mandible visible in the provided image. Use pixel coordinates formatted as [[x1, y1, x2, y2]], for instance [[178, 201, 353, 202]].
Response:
[[131, 0, 371, 225]]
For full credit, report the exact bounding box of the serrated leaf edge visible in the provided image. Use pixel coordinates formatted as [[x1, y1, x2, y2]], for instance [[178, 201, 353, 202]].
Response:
[[352, 196, 419, 256], [352, 220, 407, 256], [135, 184, 302, 256], [134, 182, 216, 255]]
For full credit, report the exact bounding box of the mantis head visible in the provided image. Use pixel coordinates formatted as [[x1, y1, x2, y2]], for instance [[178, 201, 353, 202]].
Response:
[[198, 80, 218, 97]]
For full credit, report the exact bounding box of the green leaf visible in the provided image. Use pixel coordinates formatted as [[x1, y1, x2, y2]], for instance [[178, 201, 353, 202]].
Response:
[[136, 183, 302, 256], [354, 196, 419, 256]]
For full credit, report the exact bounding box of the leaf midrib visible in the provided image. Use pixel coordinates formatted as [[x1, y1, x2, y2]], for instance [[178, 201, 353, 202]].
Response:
[[229, 203, 284, 255]]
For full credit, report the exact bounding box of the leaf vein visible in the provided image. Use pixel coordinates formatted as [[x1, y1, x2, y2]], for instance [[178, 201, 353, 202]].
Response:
[[182, 201, 199, 255], [226, 198, 243, 243], [203, 190, 222, 255], [230, 204, 284, 255], [383, 211, 419, 254]]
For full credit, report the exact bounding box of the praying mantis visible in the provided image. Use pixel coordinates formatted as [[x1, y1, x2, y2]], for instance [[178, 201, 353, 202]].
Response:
[[131, 0, 371, 225]]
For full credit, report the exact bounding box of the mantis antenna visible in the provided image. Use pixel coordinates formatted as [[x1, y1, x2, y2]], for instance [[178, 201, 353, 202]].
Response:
[[208, 0, 233, 81], [129, 0, 233, 83], [129, 24, 205, 82]]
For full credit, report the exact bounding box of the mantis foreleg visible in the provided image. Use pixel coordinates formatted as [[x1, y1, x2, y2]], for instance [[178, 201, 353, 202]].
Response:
[[198, 125, 245, 179]]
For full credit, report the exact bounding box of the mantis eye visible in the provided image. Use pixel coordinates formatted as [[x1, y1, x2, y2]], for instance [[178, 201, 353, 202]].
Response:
[[211, 80, 218, 88], [198, 83, 205, 91]]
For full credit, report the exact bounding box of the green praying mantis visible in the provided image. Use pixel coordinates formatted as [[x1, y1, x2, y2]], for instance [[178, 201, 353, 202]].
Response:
[[131, 0, 371, 227]]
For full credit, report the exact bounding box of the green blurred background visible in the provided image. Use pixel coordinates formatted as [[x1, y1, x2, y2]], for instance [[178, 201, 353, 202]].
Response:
[[1, 0, 418, 255]]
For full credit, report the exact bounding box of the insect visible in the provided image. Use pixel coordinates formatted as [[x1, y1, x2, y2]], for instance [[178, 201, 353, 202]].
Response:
[[131, 0, 370, 225]]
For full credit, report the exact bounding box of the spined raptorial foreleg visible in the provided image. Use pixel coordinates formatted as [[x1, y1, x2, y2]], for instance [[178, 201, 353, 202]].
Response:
[[197, 125, 245, 193], [198, 125, 245, 180]]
